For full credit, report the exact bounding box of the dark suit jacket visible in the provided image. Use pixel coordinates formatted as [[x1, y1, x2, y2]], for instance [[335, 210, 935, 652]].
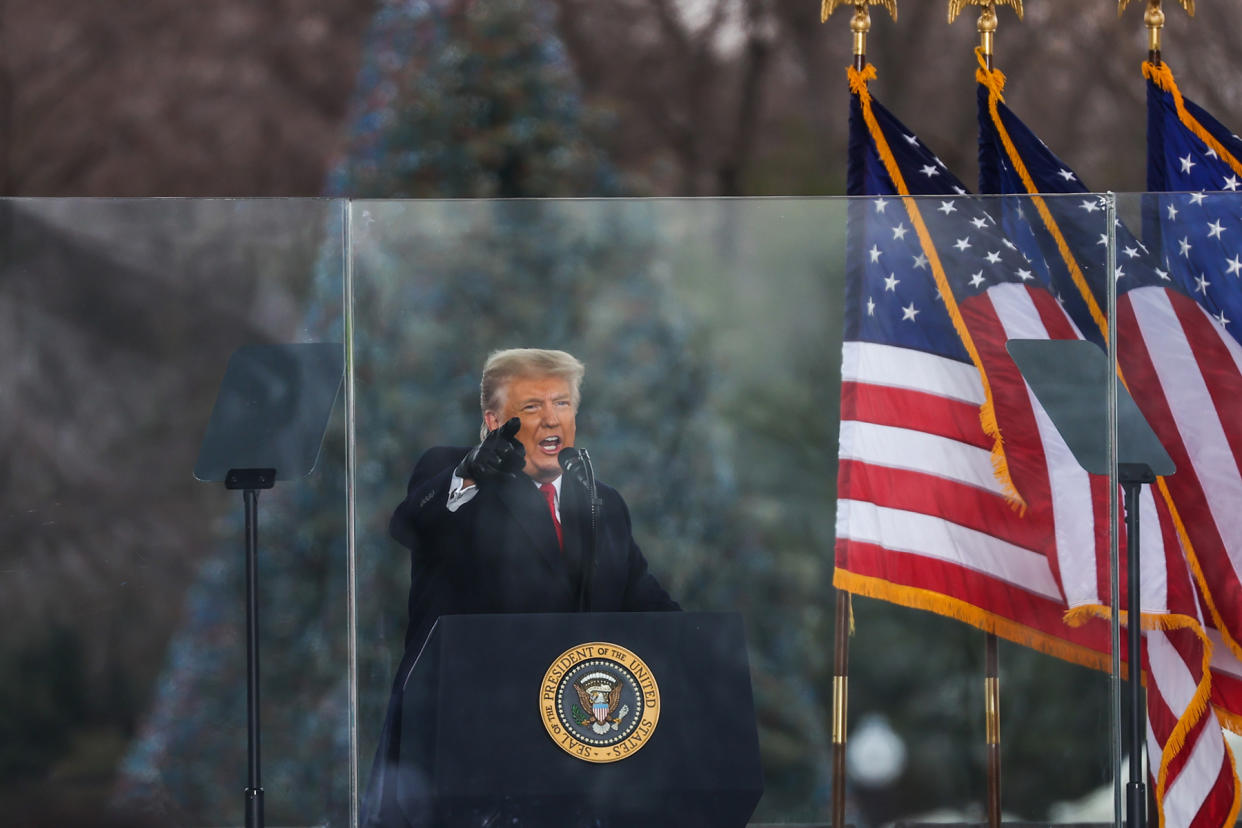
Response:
[[362, 446, 679, 826], [391, 445, 679, 652]]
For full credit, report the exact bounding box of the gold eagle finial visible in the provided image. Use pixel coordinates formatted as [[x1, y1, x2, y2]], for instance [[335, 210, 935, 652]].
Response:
[[1118, 0, 1194, 16], [1118, 0, 1194, 61], [947, 0, 1023, 24], [821, 0, 898, 24], [822, 0, 897, 69], [948, 0, 1022, 64]]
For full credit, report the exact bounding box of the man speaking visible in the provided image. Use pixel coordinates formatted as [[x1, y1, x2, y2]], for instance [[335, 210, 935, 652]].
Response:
[[363, 347, 679, 826]]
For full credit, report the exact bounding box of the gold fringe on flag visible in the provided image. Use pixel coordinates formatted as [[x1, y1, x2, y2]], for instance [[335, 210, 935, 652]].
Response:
[[1156, 471, 1242, 683], [833, 570, 1113, 672], [975, 51, 1110, 337], [984, 45, 1242, 698], [1142, 61, 1242, 748], [1144, 60, 1242, 179], [979, 46, 1238, 828], [849, 62, 1025, 512]]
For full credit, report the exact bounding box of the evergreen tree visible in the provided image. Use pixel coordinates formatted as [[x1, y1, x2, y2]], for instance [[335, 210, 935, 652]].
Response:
[[116, 2, 836, 823]]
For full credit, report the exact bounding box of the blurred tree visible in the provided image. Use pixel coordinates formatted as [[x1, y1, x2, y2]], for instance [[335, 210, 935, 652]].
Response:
[[326, 0, 619, 197], [2, 0, 1241, 197], [0, 626, 86, 779], [549, 0, 1242, 196], [112, 1, 837, 823], [553, 0, 781, 195], [0, 0, 376, 196], [0, 197, 333, 820]]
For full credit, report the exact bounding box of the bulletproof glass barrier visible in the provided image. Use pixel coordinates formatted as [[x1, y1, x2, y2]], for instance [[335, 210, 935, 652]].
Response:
[[348, 196, 1122, 828], [0, 199, 350, 827], [2, 194, 1167, 828], [1115, 191, 1242, 828]]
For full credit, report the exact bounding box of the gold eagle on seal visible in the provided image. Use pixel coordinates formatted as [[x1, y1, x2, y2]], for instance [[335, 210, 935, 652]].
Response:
[[573, 676, 627, 734]]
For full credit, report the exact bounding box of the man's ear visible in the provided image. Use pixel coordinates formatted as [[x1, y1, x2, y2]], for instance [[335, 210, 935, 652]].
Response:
[[483, 411, 500, 432]]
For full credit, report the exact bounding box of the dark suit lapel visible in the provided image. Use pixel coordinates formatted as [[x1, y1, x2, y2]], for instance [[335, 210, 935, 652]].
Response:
[[496, 475, 564, 573]]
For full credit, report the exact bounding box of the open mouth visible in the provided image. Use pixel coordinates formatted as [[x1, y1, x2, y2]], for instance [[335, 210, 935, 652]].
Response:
[[537, 436, 562, 455]]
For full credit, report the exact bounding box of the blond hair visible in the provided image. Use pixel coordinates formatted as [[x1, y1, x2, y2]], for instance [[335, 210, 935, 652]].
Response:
[[479, 348, 585, 437]]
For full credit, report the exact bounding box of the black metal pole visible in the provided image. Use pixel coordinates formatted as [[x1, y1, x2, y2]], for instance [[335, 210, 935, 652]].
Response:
[[244, 486, 264, 828], [1120, 464, 1154, 828]]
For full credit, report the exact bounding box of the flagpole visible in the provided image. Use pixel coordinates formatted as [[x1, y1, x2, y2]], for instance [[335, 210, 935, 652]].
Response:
[[946, 6, 1025, 825], [821, 0, 898, 73], [832, 590, 851, 828], [1118, 9, 1196, 828], [851, 9, 868, 72], [819, 7, 898, 824], [985, 633, 1001, 828], [1145, 0, 1165, 65], [1118, 1, 1195, 68], [947, 0, 1024, 72], [977, 3, 997, 70]]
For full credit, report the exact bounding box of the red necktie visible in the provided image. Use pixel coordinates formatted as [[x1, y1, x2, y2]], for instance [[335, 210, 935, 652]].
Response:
[[539, 482, 563, 549]]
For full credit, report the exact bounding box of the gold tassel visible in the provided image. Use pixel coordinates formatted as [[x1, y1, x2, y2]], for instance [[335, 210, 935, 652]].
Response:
[[849, 63, 1025, 510], [1144, 60, 1242, 179], [977, 49, 1110, 338], [970, 56, 1235, 828], [834, 570, 1111, 670], [1154, 477, 1242, 668]]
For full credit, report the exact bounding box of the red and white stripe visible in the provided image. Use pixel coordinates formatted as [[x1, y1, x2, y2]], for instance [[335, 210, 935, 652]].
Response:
[[1146, 624, 1237, 828], [836, 327, 1113, 656], [1118, 285, 1242, 826], [838, 278, 1237, 828], [959, 282, 1113, 610], [1120, 286, 1242, 656], [983, 282, 1235, 828]]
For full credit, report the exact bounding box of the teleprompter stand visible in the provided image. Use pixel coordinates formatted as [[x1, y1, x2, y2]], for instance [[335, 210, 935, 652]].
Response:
[[1007, 339, 1175, 828], [194, 343, 344, 828]]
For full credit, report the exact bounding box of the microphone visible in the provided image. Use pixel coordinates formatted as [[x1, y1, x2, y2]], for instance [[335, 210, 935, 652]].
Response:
[[558, 447, 591, 490]]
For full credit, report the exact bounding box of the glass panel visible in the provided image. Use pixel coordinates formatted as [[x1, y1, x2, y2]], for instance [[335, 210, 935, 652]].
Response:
[[0, 198, 349, 826], [348, 198, 847, 825], [843, 192, 1119, 827], [349, 195, 1119, 826], [1115, 190, 1242, 828]]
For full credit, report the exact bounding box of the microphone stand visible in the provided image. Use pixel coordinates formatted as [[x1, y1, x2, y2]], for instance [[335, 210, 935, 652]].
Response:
[[561, 448, 600, 611]]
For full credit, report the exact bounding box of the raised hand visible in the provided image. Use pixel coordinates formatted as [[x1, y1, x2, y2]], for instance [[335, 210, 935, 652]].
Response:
[[457, 417, 525, 483]]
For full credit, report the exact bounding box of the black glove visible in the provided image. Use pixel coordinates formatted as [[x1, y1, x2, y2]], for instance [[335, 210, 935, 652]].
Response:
[[457, 416, 525, 483]]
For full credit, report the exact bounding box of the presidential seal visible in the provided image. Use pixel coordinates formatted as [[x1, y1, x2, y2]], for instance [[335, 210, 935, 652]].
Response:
[[539, 642, 661, 763]]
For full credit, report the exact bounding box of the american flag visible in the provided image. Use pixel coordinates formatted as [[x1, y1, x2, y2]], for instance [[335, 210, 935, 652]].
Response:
[[836, 64, 1116, 678], [977, 55, 1241, 828], [1146, 64, 1242, 723]]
